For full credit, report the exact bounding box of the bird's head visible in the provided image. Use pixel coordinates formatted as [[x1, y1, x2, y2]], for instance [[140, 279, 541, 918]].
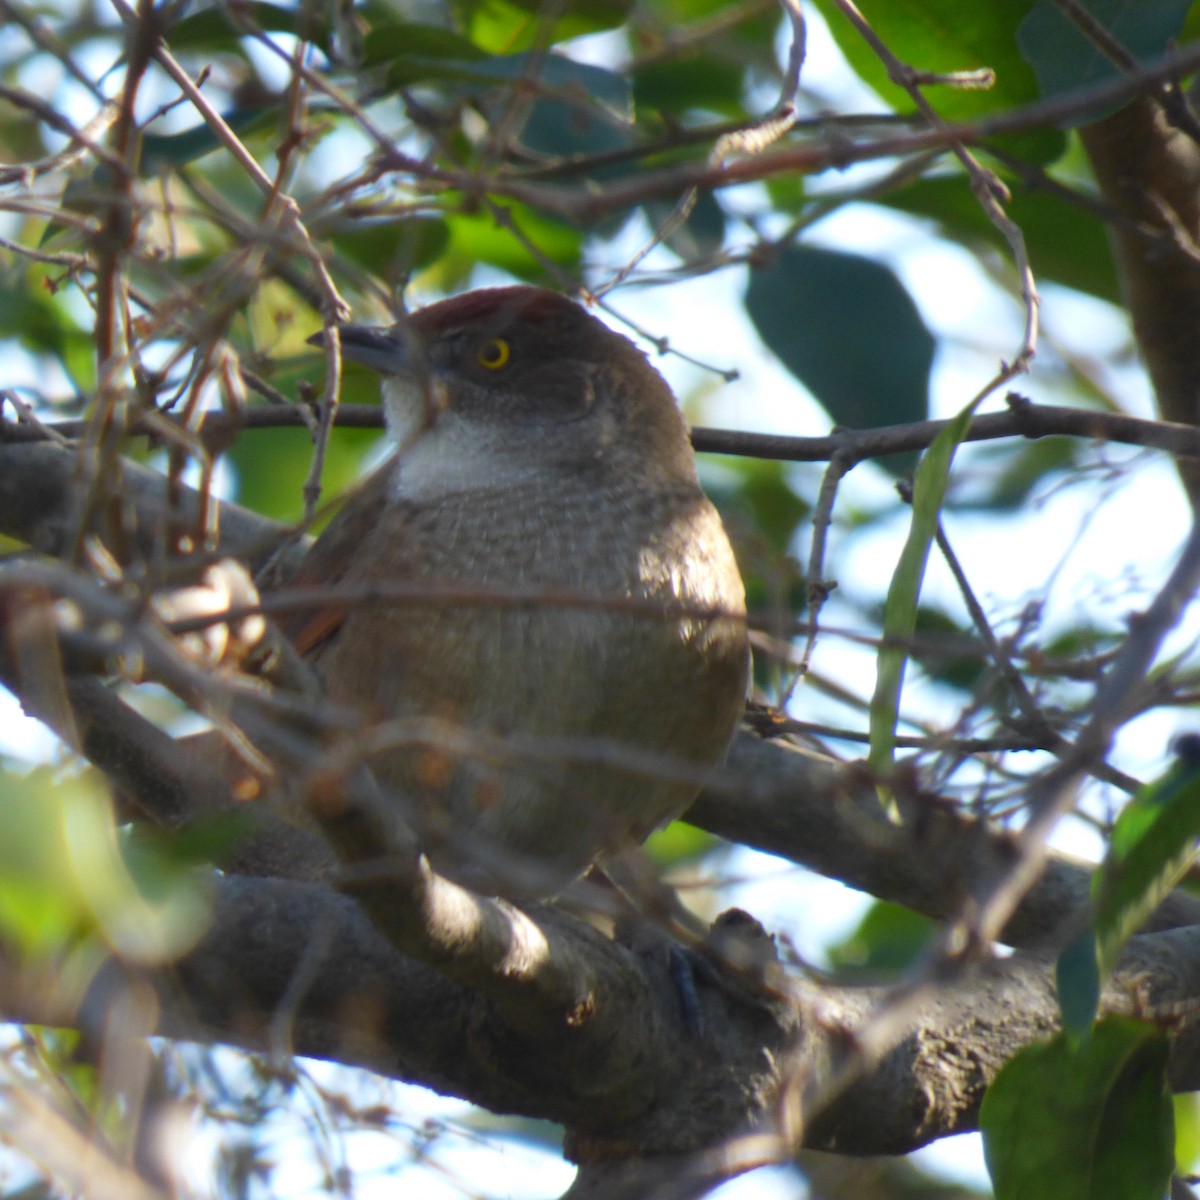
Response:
[[309, 287, 697, 493]]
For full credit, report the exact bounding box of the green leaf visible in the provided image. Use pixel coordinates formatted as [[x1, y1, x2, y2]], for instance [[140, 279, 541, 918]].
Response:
[[1056, 928, 1102, 1039], [361, 21, 484, 66], [981, 1018, 1173, 1200], [331, 217, 450, 277], [867, 397, 980, 778], [827, 900, 935, 974], [644, 192, 727, 263], [881, 171, 1121, 305], [910, 604, 986, 692], [0, 768, 211, 963], [634, 54, 747, 119], [0, 769, 94, 954], [225, 420, 380, 525], [519, 94, 633, 184], [452, 0, 629, 53], [745, 244, 934, 441], [643, 820, 718, 868], [809, 0, 1064, 163], [363, 31, 631, 121], [1018, 0, 1191, 124], [0, 281, 94, 391], [442, 201, 583, 280], [734, 458, 810, 556], [1174, 1093, 1200, 1179], [957, 437, 1085, 512], [141, 106, 281, 173], [166, 2, 326, 54], [1092, 753, 1200, 977]]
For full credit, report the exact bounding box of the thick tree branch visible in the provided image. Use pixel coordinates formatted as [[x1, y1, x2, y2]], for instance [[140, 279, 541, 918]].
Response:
[[687, 734, 1200, 949], [1082, 95, 1200, 502], [3, 870, 1199, 1163], [0, 438, 294, 570]]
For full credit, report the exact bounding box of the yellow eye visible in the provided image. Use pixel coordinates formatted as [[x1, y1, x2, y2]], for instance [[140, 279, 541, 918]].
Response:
[[476, 337, 511, 370]]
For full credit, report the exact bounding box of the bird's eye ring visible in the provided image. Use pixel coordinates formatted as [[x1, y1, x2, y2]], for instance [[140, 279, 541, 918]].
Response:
[[476, 337, 511, 370]]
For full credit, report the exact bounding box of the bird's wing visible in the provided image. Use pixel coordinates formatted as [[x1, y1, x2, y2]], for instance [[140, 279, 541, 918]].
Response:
[[280, 462, 395, 658]]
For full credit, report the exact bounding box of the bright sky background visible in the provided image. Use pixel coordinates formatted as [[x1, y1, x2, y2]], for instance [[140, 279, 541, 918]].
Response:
[[3, 3, 1198, 1197]]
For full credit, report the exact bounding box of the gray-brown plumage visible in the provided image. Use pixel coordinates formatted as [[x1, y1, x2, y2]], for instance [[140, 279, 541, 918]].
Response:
[[295, 287, 747, 898]]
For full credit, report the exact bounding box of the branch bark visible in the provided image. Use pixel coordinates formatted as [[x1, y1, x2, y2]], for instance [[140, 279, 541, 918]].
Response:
[[1082, 95, 1200, 503], [3, 869, 1199, 1162]]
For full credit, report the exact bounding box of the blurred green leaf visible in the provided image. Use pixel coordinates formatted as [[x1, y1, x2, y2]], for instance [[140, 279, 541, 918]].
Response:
[[331, 217, 451, 278], [981, 1018, 1173, 1200], [0, 769, 88, 953], [644, 820, 718, 868], [442, 201, 583, 280], [142, 106, 281, 173], [362, 20, 483, 65], [519, 94, 633, 181], [827, 900, 934, 973], [0, 280, 94, 392], [1056, 928, 1102, 1039], [166, 2, 327, 54], [0, 768, 211, 963], [1175, 1093, 1200, 1178], [452, 0, 629, 53], [701, 458, 808, 632], [225, 419, 380, 525], [644, 191, 727, 262], [1018, 0, 1191, 123], [735, 458, 810, 556], [1092, 752, 1200, 977], [634, 54, 746, 119], [911, 604, 986, 692], [746, 244, 934, 443], [633, 0, 780, 110], [1038, 623, 1122, 663], [881, 172, 1120, 305], [363, 31, 631, 120], [952, 437, 1083, 512]]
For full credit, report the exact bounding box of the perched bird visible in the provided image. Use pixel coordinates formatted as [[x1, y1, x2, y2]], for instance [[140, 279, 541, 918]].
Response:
[[295, 286, 747, 898]]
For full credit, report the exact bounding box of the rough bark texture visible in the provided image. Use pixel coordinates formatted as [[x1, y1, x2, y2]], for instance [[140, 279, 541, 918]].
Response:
[[1082, 96, 1200, 503]]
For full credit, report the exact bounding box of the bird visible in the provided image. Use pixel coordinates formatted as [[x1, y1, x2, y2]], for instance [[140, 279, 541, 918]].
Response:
[[293, 286, 748, 899]]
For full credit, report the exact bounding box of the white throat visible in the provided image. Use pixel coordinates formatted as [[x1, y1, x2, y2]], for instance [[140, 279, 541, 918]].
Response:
[[380, 376, 545, 501]]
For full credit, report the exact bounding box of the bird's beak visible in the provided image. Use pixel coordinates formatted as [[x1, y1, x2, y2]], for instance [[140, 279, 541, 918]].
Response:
[[307, 325, 420, 376]]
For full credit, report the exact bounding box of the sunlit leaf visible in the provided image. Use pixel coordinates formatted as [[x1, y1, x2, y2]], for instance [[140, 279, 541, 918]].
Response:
[[442, 201, 583, 280], [644, 820, 718, 868]]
